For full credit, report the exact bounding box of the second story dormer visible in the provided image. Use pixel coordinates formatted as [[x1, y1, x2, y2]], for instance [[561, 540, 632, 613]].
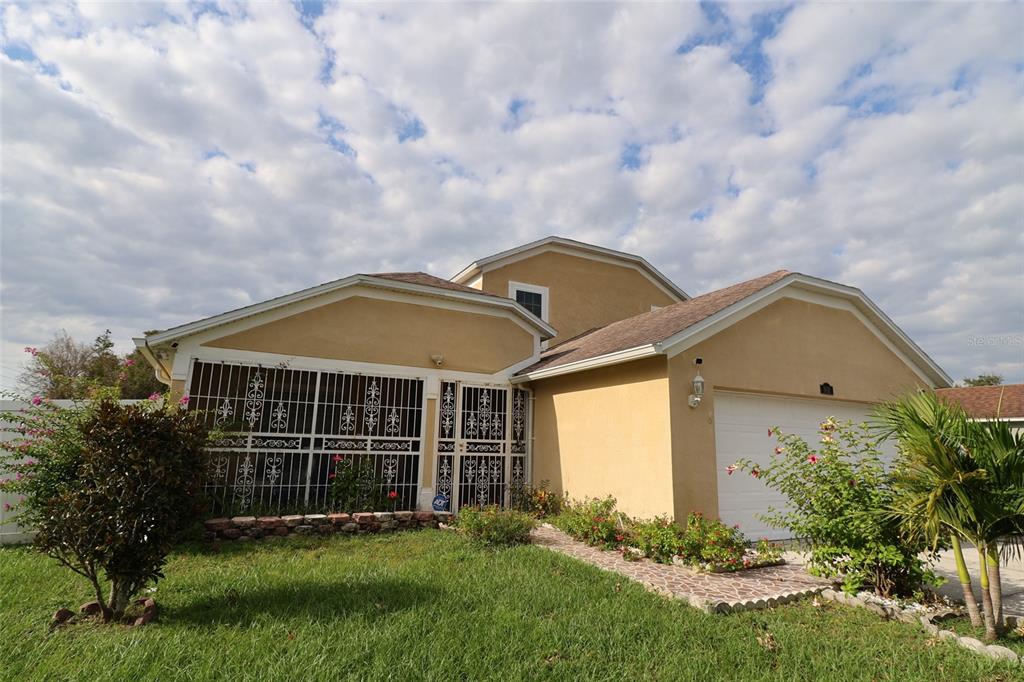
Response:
[[451, 236, 689, 346]]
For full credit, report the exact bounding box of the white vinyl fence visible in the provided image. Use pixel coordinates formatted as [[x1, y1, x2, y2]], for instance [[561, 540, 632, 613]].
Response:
[[0, 399, 137, 545]]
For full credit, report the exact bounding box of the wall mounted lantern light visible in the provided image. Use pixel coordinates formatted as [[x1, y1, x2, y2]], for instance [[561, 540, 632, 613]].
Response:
[[688, 358, 705, 408]]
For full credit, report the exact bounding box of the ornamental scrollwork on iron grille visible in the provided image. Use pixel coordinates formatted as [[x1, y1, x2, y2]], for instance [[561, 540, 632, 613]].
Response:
[[382, 457, 398, 485], [265, 455, 283, 485], [233, 453, 256, 510], [250, 437, 302, 450], [478, 390, 491, 437], [243, 370, 265, 429], [512, 457, 525, 486], [215, 398, 233, 426], [437, 456, 453, 497], [369, 440, 412, 451], [440, 383, 455, 438], [323, 438, 368, 451], [269, 402, 288, 430], [364, 379, 381, 433], [466, 442, 502, 453], [384, 408, 400, 435], [340, 406, 356, 434]]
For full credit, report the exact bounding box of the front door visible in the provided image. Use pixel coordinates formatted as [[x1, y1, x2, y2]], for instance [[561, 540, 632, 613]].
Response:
[[434, 381, 530, 512]]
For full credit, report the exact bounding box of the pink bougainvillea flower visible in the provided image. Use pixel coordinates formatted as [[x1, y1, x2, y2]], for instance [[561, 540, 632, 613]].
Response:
[[124, 358, 136, 367], [30, 396, 43, 406], [328, 472, 336, 480], [331, 454, 343, 463], [2, 503, 11, 511], [388, 490, 398, 500], [725, 464, 737, 476], [767, 428, 773, 437], [807, 454, 819, 464], [178, 395, 190, 406], [24, 346, 38, 356], [148, 392, 162, 401], [751, 469, 761, 478], [774, 446, 784, 455]]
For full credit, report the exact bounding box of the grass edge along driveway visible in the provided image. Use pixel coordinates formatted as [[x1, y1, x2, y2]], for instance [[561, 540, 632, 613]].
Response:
[[0, 530, 1018, 682]]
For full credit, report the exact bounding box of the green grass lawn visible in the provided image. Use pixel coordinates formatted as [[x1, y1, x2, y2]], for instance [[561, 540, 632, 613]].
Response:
[[1, 531, 1020, 681]]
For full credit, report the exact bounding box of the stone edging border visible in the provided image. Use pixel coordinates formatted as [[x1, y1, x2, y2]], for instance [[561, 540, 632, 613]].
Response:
[[203, 511, 452, 541], [692, 587, 826, 615], [818, 588, 1021, 665]]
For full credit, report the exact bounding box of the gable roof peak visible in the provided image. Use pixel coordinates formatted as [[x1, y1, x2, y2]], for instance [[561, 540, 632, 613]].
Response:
[[451, 235, 689, 301]]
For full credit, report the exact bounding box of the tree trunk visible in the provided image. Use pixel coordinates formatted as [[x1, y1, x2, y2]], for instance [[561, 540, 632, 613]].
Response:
[[107, 580, 132, 622], [951, 535, 982, 627], [986, 545, 1004, 635], [978, 544, 998, 642]]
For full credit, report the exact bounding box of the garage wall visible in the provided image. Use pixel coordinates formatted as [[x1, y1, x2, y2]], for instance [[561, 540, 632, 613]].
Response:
[[529, 356, 674, 519], [668, 296, 928, 522], [202, 296, 535, 375], [477, 251, 679, 346]]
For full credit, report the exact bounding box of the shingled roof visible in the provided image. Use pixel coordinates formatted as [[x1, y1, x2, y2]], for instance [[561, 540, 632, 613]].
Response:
[[519, 270, 792, 374], [936, 384, 1024, 419], [366, 272, 506, 298]]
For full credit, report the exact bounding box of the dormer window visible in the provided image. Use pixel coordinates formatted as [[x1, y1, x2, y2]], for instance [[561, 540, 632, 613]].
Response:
[[509, 281, 549, 322]]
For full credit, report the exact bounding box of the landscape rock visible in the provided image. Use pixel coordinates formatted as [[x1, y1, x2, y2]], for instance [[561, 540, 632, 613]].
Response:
[[231, 516, 257, 529], [221, 528, 243, 540], [256, 516, 284, 529], [51, 608, 74, 627], [203, 518, 232, 532], [79, 601, 103, 616], [282, 515, 304, 527], [985, 645, 1019, 663]]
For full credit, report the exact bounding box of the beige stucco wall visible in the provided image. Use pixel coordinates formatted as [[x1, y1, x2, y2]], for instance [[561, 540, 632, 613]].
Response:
[[528, 356, 674, 520], [478, 251, 678, 346], [201, 296, 535, 375], [667, 296, 929, 521]]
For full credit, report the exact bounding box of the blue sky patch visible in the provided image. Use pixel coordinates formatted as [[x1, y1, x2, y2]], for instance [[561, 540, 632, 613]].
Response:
[[690, 206, 713, 221], [620, 142, 648, 171], [503, 98, 532, 131], [318, 112, 356, 157], [396, 115, 426, 143]]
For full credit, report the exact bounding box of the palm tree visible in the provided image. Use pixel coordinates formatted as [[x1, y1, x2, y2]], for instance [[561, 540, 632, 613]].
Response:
[[877, 391, 1024, 641]]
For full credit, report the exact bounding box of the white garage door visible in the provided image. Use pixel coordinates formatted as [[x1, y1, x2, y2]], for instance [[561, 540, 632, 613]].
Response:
[[713, 391, 895, 540]]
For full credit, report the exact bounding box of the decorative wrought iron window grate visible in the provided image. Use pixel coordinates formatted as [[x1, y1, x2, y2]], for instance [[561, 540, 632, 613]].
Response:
[[188, 360, 424, 515]]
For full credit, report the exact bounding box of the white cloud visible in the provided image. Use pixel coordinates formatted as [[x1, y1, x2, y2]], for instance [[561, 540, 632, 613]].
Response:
[[1, 1, 1021, 389]]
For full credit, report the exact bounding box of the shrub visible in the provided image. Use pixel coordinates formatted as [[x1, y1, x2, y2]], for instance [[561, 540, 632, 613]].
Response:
[[457, 506, 536, 547], [553, 496, 629, 549], [329, 454, 387, 512], [510, 479, 566, 518], [0, 394, 209, 621], [754, 538, 783, 565], [677, 512, 747, 571], [730, 418, 938, 597], [630, 517, 681, 563]]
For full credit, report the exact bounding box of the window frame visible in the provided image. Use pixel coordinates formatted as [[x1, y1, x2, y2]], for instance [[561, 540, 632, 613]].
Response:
[[508, 281, 550, 323]]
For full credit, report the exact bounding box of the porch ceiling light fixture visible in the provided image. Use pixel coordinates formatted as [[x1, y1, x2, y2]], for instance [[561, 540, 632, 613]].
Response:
[[688, 361, 705, 408], [430, 354, 444, 367]]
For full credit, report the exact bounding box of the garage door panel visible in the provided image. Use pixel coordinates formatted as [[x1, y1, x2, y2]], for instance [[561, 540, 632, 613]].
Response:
[[714, 392, 892, 540]]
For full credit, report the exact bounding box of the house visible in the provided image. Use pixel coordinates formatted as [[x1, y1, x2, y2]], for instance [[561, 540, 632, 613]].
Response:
[[136, 236, 952, 539], [936, 384, 1024, 432]]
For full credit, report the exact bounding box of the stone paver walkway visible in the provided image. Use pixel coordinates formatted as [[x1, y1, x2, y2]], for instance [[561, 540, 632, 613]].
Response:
[[533, 524, 828, 613]]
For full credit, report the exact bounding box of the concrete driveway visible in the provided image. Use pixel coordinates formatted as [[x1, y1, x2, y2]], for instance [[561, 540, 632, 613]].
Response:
[[931, 549, 1024, 617]]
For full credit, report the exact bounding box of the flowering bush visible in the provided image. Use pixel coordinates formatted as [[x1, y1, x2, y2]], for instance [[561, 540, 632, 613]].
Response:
[[730, 418, 938, 596], [553, 496, 629, 549], [456, 505, 536, 547], [328, 455, 387, 512], [510, 479, 567, 518], [629, 517, 681, 563], [754, 538, 784, 565], [676, 512, 748, 571], [0, 392, 209, 621]]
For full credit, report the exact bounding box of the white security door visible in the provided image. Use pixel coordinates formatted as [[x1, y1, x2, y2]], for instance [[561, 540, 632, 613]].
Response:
[[713, 391, 895, 540], [434, 382, 530, 512]]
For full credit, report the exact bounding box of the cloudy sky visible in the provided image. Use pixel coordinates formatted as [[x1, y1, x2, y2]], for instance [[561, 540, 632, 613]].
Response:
[[1, 1, 1022, 389]]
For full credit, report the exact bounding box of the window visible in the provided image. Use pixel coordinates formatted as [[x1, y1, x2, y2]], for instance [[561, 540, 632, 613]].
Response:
[[508, 281, 549, 322]]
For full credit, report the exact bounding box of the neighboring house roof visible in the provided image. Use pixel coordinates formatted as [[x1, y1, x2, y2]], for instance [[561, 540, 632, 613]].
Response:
[[936, 384, 1024, 419], [137, 271, 556, 349], [450, 235, 690, 301], [514, 270, 953, 388]]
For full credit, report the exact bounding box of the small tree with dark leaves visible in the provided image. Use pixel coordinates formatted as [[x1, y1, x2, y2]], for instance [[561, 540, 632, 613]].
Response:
[[1, 394, 209, 622]]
